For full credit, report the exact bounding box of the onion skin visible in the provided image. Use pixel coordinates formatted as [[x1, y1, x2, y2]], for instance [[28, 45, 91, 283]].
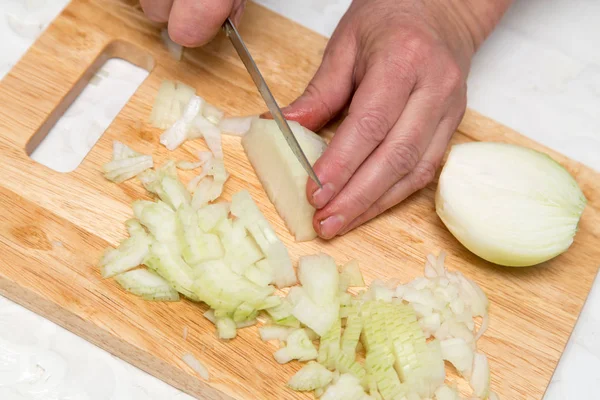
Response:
[[435, 142, 587, 267]]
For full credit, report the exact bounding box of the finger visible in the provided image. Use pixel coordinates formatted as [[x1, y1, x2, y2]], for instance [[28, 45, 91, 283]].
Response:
[[338, 110, 463, 235], [168, 0, 235, 47], [277, 33, 357, 132], [314, 88, 445, 239], [230, 0, 247, 26], [306, 61, 416, 211], [140, 0, 175, 23]]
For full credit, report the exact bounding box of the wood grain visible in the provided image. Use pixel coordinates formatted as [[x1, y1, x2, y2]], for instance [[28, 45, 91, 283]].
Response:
[[0, 1, 598, 399]]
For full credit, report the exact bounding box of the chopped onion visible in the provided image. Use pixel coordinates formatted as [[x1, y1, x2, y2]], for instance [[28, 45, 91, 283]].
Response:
[[149, 81, 196, 129], [440, 338, 474, 378], [259, 326, 294, 342], [287, 361, 333, 391], [103, 141, 153, 183], [434, 384, 460, 400], [436, 142, 587, 267], [230, 190, 296, 288], [470, 353, 490, 398], [115, 268, 179, 301], [202, 103, 224, 124], [242, 118, 327, 241], [161, 28, 183, 61], [191, 115, 223, 159], [182, 353, 209, 380], [99, 220, 152, 278], [219, 116, 257, 136], [320, 373, 370, 400], [177, 161, 203, 170], [273, 329, 318, 364], [160, 95, 203, 150]]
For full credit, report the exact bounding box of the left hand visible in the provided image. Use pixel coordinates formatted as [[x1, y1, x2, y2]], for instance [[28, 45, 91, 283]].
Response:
[[279, 0, 506, 239]]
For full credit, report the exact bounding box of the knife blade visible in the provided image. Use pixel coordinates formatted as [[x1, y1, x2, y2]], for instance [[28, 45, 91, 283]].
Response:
[[223, 18, 323, 189]]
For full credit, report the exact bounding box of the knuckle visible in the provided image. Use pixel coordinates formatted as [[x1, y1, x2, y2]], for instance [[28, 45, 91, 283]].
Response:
[[411, 160, 438, 190], [303, 82, 335, 121], [383, 141, 421, 178], [400, 30, 434, 63], [440, 60, 463, 93], [354, 109, 391, 146], [328, 155, 356, 183], [349, 189, 375, 213]]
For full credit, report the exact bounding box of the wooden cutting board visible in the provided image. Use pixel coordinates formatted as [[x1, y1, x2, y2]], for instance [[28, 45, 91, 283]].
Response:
[[0, 1, 598, 399]]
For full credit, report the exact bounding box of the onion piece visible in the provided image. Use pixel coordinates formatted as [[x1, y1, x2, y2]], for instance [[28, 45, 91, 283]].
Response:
[[160, 95, 203, 150], [190, 115, 223, 158], [434, 384, 460, 400], [149, 81, 196, 129], [436, 142, 587, 267], [103, 141, 153, 183], [273, 329, 318, 364], [320, 373, 371, 400], [177, 161, 204, 170], [202, 103, 224, 124], [115, 268, 179, 301], [230, 190, 296, 288], [259, 326, 294, 342], [182, 353, 209, 380], [99, 220, 152, 278], [440, 338, 474, 378], [161, 29, 183, 61], [287, 361, 333, 392], [470, 353, 490, 398], [242, 118, 327, 241], [219, 116, 257, 136]]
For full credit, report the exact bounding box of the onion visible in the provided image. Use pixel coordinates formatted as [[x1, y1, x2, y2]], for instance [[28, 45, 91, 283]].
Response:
[[182, 353, 209, 380], [436, 142, 587, 267], [242, 118, 327, 242], [219, 116, 257, 136], [160, 95, 203, 150], [470, 353, 490, 398], [161, 29, 183, 61]]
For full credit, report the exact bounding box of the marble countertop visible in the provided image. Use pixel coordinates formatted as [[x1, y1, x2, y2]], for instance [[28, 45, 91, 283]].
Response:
[[1, 0, 599, 398]]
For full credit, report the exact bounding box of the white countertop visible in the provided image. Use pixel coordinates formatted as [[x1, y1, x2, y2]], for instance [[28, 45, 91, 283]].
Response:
[[1, 0, 599, 398]]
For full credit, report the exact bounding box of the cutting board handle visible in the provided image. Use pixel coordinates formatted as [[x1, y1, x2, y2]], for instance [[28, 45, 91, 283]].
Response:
[[24, 40, 154, 155]]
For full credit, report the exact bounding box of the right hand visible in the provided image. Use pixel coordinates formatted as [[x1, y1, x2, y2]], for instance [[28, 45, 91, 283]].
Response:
[[140, 0, 247, 47]]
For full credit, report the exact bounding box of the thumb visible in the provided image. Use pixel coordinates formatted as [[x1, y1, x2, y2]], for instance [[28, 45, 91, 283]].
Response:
[[262, 35, 356, 132]]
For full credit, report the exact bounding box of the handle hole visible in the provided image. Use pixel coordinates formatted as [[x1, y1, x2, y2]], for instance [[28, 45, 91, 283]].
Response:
[[26, 40, 153, 172]]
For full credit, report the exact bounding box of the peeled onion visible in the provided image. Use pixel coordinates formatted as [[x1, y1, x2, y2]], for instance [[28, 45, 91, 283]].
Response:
[[242, 119, 327, 241], [436, 142, 586, 267]]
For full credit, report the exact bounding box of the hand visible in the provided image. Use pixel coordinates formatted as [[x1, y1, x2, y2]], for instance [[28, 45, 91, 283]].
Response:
[[281, 0, 512, 239], [140, 0, 247, 47]]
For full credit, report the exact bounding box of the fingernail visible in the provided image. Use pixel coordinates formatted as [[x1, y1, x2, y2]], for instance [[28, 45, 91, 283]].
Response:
[[319, 215, 345, 239], [312, 183, 335, 209]]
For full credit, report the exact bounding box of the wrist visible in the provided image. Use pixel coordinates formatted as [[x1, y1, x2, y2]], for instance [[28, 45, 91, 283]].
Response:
[[450, 0, 515, 51]]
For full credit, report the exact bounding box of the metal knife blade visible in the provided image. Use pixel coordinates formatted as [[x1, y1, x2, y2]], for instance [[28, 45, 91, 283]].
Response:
[[223, 18, 322, 189]]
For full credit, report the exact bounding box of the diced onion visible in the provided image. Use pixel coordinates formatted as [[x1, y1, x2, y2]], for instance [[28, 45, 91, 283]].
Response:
[[182, 353, 209, 380], [219, 116, 257, 136], [161, 29, 183, 61]]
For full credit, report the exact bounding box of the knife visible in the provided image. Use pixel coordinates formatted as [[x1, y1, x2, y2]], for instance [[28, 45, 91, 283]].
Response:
[[223, 18, 323, 189]]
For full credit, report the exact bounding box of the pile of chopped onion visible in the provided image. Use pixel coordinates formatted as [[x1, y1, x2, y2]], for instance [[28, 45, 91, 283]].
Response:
[[98, 79, 503, 399]]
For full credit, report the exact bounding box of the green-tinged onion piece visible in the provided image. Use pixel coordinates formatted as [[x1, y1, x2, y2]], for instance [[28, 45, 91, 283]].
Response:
[[436, 142, 586, 267]]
